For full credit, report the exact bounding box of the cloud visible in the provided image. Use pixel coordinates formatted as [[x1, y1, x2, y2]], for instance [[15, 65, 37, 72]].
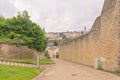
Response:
[[0, 0, 104, 32], [0, 0, 16, 17]]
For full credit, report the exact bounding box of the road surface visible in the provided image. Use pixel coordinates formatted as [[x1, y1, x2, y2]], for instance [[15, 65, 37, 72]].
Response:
[[33, 59, 120, 80]]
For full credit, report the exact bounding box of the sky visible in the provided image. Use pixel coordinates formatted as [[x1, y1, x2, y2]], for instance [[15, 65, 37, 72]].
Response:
[[0, 0, 104, 32]]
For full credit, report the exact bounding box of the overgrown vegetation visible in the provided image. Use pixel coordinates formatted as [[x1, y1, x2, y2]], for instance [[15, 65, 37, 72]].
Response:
[[56, 52, 59, 58], [44, 51, 50, 59], [40, 59, 55, 65], [53, 40, 58, 46], [0, 65, 45, 80], [0, 10, 48, 51]]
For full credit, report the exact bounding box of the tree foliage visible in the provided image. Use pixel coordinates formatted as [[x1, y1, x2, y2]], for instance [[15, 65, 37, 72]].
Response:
[[53, 40, 58, 46], [0, 10, 48, 51]]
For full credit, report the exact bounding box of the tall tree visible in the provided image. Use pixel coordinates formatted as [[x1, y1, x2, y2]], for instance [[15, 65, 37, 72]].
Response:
[[0, 11, 48, 52]]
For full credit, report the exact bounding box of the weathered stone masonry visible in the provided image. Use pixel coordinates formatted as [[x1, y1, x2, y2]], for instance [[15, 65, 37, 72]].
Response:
[[0, 44, 45, 60], [59, 0, 120, 72]]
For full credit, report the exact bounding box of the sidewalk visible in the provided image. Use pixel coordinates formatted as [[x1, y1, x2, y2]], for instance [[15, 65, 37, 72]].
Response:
[[33, 59, 120, 80]]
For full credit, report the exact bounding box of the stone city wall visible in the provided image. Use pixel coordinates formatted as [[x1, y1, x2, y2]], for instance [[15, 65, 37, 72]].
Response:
[[59, 0, 120, 72]]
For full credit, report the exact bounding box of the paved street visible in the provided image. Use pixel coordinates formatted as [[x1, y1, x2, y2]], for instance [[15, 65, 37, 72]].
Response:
[[33, 59, 120, 80]]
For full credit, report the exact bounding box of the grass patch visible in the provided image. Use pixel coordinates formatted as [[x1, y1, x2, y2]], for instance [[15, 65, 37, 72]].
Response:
[[0, 65, 45, 80], [40, 59, 55, 65], [4, 59, 36, 64], [0, 58, 55, 65]]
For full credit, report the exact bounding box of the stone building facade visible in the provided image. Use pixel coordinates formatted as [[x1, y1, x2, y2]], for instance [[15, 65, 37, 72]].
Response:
[[59, 0, 120, 72], [47, 47, 58, 58]]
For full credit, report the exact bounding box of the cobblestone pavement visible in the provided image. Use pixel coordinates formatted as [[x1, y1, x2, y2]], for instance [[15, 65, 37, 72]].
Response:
[[33, 59, 120, 80]]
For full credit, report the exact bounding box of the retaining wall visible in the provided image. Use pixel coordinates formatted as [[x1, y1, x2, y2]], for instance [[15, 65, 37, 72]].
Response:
[[0, 44, 45, 60]]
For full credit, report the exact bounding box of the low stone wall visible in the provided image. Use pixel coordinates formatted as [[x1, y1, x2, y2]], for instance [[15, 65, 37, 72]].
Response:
[[59, 0, 120, 72], [0, 44, 45, 60]]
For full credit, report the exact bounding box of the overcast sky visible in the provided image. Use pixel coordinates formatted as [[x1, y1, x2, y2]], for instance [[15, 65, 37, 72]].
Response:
[[0, 0, 104, 32]]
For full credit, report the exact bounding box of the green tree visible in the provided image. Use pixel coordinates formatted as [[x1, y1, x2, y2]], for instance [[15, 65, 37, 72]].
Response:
[[44, 51, 50, 59], [53, 40, 58, 46], [0, 11, 48, 52]]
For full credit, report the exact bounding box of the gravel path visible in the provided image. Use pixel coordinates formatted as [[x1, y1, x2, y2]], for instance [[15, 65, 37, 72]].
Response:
[[33, 59, 120, 80]]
